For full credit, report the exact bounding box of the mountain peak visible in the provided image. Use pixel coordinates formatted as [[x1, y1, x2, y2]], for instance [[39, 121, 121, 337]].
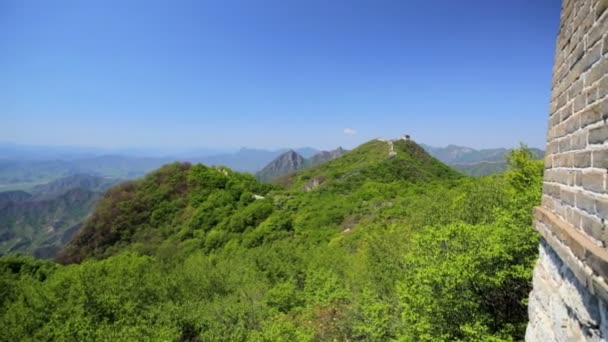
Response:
[[255, 150, 305, 182]]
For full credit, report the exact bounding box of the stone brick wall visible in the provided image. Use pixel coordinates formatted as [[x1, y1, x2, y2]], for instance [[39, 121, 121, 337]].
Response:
[[527, 0, 608, 340]]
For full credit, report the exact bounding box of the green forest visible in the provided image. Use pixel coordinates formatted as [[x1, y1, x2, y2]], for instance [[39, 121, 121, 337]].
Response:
[[0, 140, 543, 341]]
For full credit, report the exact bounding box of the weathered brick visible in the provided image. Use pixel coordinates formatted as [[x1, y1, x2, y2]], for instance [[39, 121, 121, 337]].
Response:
[[586, 57, 608, 85], [560, 103, 574, 122], [586, 86, 599, 104], [559, 138, 573, 152], [575, 151, 592, 167], [557, 91, 569, 109], [582, 41, 602, 74], [565, 115, 581, 135], [551, 114, 559, 128], [580, 102, 603, 127], [599, 75, 608, 99], [572, 131, 588, 149], [571, 43, 586, 71], [589, 124, 608, 144], [545, 156, 553, 169], [582, 171, 606, 193], [561, 187, 577, 206], [544, 183, 562, 197], [592, 149, 608, 168], [575, 170, 584, 186], [569, 78, 584, 100], [574, 93, 587, 113], [566, 206, 582, 227], [587, 252, 608, 279], [550, 99, 559, 114], [547, 140, 560, 154], [555, 153, 575, 167], [577, 190, 597, 214], [542, 194, 556, 210], [587, 10, 608, 47], [596, 198, 608, 218], [581, 211, 605, 241], [597, 0, 608, 19]]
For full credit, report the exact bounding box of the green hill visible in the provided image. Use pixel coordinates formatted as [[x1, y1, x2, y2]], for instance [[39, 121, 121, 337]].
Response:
[[0, 141, 543, 341], [277, 139, 461, 190]]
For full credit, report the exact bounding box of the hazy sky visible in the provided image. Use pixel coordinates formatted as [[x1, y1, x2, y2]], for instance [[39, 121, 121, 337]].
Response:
[[1, 0, 560, 150]]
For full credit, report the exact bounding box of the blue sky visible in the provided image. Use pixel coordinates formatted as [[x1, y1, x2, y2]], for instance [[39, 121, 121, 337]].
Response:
[[1, 0, 560, 150]]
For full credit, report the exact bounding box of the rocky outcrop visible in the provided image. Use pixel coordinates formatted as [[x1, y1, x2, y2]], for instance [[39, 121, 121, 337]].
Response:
[[303, 176, 325, 192], [255, 150, 305, 182], [256, 148, 347, 182]]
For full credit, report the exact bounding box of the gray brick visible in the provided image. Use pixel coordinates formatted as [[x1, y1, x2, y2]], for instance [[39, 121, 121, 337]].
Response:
[[572, 131, 588, 149], [587, 252, 608, 280], [548, 140, 560, 154], [597, 0, 608, 19], [555, 153, 574, 167], [559, 138, 573, 152], [599, 76, 608, 99], [596, 198, 608, 218], [564, 115, 581, 135], [587, 10, 608, 46], [544, 183, 562, 197], [582, 171, 606, 193], [545, 156, 553, 169], [586, 57, 608, 86], [561, 188, 577, 206], [569, 78, 584, 100], [577, 191, 597, 214], [557, 91, 568, 109], [566, 207, 583, 229], [560, 103, 574, 122], [581, 102, 603, 128], [586, 86, 599, 104], [592, 149, 608, 168], [581, 212, 605, 242], [582, 41, 602, 74], [575, 151, 592, 167], [575, 171, 584, 186], [574, 94, 586, 113], [589, 124, 608, 144]]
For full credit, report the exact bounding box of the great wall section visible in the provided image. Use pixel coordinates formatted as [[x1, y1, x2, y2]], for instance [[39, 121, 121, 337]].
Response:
[[526, 0, 608, 340]]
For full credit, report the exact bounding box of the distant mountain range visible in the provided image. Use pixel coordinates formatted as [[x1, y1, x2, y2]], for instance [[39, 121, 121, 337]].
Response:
[[420, 144, 544, 176], [0, 144, 322, 191], [0, 174, 120, 258], [200, 147, 321, 174], [255, 147, 346, 182], [0, 143, 545, 192]]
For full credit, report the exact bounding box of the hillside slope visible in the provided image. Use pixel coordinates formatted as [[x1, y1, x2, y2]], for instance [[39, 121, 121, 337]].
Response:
[[277, 139, 461, 190], [58, 162, 277, 263], [0, 174, 119, 258]]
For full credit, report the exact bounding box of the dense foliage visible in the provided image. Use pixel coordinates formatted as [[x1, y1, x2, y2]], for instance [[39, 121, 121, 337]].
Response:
[[0, 142, 543, 341]]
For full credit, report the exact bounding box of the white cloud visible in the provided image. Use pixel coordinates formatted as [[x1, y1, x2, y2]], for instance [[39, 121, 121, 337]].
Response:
[[343, 128, 357, 135]]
